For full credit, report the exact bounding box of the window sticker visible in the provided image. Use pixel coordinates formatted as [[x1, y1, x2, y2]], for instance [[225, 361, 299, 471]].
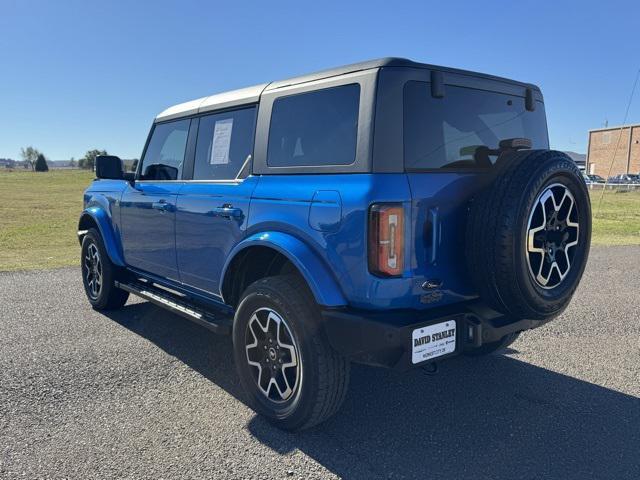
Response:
[[210, 118, 233, 164]]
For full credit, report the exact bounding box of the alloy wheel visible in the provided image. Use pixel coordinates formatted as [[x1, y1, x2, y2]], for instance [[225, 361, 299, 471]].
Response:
[[526, 183, 580, 289], [245, 307, 301, 403], [83, 242, 103, 299]]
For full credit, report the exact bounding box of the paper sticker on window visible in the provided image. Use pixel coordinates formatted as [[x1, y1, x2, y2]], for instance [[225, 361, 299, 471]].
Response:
[[211, 118, 233, 164]]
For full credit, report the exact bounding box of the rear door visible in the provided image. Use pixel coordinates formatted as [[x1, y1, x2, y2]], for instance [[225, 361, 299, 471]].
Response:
[[120, 118, 192, 281], [401, 75, 549, 299], [175, 106, 258, 295]]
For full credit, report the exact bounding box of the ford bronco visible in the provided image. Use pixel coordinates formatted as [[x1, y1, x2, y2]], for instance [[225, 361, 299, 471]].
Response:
[[79, 58, 591, 431]]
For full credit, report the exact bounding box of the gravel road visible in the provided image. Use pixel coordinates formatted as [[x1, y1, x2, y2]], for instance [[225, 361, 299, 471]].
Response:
[[1, 246, 639, 479]]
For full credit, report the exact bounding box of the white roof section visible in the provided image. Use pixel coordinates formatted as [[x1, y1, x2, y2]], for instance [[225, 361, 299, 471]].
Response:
[[155, 83, 268, 122]]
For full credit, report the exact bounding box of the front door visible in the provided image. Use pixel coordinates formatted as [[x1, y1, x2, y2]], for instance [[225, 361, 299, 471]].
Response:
[[120, 118, 192, 281], [176, 106, 258, 295]]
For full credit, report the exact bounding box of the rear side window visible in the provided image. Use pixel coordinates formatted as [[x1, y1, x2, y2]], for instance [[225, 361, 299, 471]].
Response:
[[141, 119, 190, 180], [267, 84, 360, 167], [403, 81, 549, 170], [193, 107, 257, 180]]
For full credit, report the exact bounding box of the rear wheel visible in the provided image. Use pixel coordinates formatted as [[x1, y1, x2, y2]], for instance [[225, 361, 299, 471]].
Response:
[[233, 275, 349, 431], [81, 228, 129, 310]]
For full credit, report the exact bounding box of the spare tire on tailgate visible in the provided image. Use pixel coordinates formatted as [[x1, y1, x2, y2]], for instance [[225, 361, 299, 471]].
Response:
[[466, 150, 591, 320]]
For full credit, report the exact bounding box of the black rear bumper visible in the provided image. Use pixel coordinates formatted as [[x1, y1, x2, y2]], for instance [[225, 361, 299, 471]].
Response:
[[321, 302, 550, 371]]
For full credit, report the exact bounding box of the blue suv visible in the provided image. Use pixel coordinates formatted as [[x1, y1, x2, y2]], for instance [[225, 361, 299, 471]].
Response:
[[79, 58, 591, 430]]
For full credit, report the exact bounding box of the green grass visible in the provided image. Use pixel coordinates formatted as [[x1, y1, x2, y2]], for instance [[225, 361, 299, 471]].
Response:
[[0, 169, 93, 271], [590, 189, 640, 245], [0, 170, 638, 272]]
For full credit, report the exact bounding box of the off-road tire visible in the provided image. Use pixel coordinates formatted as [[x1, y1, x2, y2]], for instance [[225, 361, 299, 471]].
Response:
[[233, 275, 350, 431], [81, 228, 129, 310], [466, 150, 591, 320]]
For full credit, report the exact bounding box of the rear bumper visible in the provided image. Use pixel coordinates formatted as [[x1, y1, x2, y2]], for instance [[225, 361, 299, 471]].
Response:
[[321, 302, 551, 371]]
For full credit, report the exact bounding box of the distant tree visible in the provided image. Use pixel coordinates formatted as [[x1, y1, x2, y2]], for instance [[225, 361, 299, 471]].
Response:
[[35, 153, 49, 172], [20, 146, 40, 171], [80, 149, 107, 170], [131, 159, 138, 172], [69, 157, 76, 168]]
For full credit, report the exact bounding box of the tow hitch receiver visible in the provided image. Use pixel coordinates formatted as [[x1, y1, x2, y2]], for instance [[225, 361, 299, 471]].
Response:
[[421, 362, 439, 375]]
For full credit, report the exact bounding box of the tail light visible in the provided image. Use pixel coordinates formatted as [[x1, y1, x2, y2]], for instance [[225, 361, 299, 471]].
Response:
[[368, 204, 404, 276]]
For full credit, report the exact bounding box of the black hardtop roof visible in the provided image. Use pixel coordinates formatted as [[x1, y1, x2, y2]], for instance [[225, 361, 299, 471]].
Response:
[[266, 57, 541, 91], [156, 57, 542, 122]]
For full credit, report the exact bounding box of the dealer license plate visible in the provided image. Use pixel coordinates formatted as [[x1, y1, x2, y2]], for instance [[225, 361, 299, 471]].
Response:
[[411, 320, 456, 364]]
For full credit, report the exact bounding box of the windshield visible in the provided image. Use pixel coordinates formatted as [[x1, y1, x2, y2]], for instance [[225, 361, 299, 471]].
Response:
[[403, 82, 549, 170]]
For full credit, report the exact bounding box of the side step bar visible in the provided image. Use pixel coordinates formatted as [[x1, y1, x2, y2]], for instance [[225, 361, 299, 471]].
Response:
[[115, 280, 232, 335]]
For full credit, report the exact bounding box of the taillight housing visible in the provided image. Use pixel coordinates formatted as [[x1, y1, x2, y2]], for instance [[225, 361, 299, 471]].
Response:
[[368, 204, 405, 277]]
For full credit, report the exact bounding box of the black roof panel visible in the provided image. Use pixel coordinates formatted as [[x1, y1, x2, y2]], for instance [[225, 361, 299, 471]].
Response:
[[265, 57, 540, 91]]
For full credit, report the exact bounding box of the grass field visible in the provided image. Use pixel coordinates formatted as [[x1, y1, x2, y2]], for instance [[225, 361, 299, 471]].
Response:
[[0, 169, 93, 271], [590, 188, 640, 245], [0, 169, 639, 271]]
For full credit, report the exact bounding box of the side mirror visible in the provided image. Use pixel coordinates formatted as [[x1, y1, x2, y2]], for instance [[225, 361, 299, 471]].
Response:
[[95, 155, 123, 180]]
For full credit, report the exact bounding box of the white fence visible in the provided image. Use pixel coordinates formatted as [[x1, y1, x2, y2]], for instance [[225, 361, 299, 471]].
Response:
[[587, 183, 640, 190]]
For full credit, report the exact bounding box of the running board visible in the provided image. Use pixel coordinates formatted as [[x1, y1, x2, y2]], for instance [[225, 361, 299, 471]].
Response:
[[115, 281, 232, 334]]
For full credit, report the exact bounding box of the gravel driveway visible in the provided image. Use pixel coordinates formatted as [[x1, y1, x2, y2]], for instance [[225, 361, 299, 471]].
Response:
[[1, 246, 639, 479]]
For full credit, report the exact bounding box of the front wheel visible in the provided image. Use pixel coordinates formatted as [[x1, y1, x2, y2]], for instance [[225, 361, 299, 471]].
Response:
[[233, 275, 350, 431], [81, 228, 129, 310]]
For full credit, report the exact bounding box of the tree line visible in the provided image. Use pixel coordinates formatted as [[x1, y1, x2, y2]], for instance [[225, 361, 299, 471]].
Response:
[[19, 146, 49, 171], [19, 147, 110, 172]]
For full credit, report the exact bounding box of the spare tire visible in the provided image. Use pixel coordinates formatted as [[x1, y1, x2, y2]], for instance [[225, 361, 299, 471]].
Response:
[[466, 150, 591, 320]]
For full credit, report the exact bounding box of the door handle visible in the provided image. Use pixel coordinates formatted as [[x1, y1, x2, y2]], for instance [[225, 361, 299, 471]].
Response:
[[209, 205, 243, 220], [152, 199, 172, 213]]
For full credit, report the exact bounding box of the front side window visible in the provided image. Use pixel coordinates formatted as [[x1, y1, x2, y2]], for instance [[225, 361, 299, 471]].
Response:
[[403, 81, 549, 170], [140, 119, 190, 180], [193, 107, 257, 180], [267, 84, 360, 167]]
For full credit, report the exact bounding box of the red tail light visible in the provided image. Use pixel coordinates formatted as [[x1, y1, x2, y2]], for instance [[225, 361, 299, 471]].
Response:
[[368, 204, 404, 276]]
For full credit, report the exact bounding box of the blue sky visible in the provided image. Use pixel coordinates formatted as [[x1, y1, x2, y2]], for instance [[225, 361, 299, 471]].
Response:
[[1, 0, 639, 160]]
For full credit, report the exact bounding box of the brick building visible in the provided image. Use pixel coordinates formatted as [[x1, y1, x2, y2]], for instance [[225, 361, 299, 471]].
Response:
[[586, 124, 640, 177]]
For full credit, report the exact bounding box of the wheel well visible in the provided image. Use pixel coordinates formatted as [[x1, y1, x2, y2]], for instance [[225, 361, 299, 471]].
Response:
[[78, 214, 99, 244], [222, 246, 302, 307]]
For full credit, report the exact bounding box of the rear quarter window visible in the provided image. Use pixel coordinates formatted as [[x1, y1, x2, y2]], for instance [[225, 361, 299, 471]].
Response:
[[267, 84, 360, 167], [403, 81, 549, 171], [193, 107, 257, 181]]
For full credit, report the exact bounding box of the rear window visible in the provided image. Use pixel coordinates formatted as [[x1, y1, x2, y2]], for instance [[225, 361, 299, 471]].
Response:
[[193, 106, 256, 181], [403, 81, 549, 171], [267, 84, 360, 167]]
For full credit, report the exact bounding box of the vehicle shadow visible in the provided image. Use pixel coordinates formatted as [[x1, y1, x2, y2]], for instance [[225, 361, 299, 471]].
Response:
[[105, 302, 640, 480]]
